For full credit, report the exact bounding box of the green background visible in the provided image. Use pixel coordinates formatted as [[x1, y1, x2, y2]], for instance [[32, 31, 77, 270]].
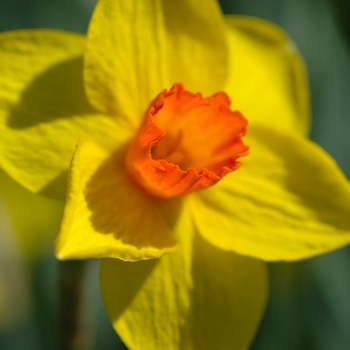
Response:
[[0, 0, 350, 349]]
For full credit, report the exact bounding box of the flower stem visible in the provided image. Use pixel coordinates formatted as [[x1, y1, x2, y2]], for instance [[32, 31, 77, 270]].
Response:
[[58, 260, 87, 350]]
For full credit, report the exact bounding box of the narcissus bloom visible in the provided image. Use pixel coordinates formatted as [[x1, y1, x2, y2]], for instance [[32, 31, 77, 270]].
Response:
[[1, 0, 350, 349]]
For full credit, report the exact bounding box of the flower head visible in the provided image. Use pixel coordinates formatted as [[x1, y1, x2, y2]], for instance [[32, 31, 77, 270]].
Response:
[[1, 0, 350, 349]]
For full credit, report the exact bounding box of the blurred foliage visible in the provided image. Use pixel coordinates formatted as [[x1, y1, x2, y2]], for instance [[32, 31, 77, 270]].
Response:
[[0, 195, 31, 331], [0, 0, 95, 33], [333, 0, 350, 49], [0, 0, 350, 349]]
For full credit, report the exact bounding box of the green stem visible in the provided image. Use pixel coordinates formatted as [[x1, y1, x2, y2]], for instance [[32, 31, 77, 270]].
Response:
[[58, 260, 87, 350]]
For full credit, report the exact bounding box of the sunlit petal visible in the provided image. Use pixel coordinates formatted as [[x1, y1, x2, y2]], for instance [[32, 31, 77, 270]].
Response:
[[56, 141, 177, 261], [100, 208, 268, 349], [0, 30, 125, 198], [191, 124, 350, 261], [224, 16, 310, 135], [84, 0, 228, 126]]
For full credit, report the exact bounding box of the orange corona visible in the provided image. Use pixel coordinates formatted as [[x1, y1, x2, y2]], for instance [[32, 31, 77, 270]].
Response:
[[125, 83, 249, 198]]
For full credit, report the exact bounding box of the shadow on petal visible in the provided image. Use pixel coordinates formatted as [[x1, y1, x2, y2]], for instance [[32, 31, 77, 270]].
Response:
[[252, 124, 350, 231], [85, 145, 182, 252], [99, 213, 267, 349], [7, 56, 97, 129], [39, 169, 68, 199], [100, 257, 158, 320], [182, 231, 268, 349]]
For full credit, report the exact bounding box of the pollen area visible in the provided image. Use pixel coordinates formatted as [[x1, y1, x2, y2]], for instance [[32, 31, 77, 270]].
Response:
[[124, 83, 248, 198]]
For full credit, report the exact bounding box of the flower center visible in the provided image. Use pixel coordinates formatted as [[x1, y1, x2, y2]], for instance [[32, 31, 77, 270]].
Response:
[[125, 83, 248, 198]]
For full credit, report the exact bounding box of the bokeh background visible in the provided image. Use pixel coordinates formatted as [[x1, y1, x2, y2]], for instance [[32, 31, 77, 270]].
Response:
[[0, 0, 349, 349]]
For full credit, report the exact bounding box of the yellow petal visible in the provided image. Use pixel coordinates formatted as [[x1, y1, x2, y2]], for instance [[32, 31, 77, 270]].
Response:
[[100, 208, 268, 350], [55, 141, 177, 261], [0, 30, 124, 198], [84, 0, 228, 126], [224, 16, 310, 135], [190, 124, 350, 261], [0, 169, 63, 258]]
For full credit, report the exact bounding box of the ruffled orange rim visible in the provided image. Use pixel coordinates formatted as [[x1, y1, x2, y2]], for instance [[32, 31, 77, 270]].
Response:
[[125, 83, 248, 198]]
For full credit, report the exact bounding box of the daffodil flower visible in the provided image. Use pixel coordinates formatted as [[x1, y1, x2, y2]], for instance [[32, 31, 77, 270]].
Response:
[[1, 0, 350, 348]]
